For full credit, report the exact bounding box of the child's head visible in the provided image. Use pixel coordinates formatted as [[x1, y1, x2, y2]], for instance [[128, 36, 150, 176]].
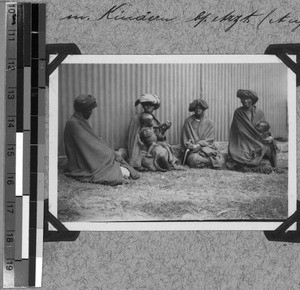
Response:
[[140, 113, 154, 127], [255, 121, 270, 133]]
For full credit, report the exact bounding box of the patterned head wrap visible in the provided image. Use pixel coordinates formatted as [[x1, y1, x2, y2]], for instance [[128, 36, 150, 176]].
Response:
[[236, 89, 258, 105], [188, 99, 209, 112], [74, 94, 97, 112], [135, 93, 161, 110]]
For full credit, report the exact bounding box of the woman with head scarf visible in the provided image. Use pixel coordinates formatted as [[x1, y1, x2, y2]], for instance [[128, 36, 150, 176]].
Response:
[[227, 89, 277, 168], [64, 94, 140, 185], [127, 93, 173, 171], [181, 99, 225, 168]]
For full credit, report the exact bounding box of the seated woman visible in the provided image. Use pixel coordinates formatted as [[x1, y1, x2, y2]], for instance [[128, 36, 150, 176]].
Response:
[[181, 99, 225, 169], [127, 93, 172, 171], [64, 94, 140, 185], [227, 89, 277, 169]]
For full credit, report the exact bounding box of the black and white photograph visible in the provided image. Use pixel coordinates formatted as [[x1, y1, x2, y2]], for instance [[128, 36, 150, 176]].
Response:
[[48, 55, 296, 231]]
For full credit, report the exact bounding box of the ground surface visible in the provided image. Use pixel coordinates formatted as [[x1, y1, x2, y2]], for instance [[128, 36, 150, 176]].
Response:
[[57, 142, 289, 222]]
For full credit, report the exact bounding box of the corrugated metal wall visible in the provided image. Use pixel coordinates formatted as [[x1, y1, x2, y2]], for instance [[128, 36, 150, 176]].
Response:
[[57, 62, 288, 156]]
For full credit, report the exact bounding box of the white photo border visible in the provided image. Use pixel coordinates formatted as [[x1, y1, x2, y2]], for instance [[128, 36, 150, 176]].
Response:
[[48, 54, 297, 231]]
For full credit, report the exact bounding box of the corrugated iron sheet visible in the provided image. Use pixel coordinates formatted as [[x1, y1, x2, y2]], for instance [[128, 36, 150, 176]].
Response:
[[57, 62, 288, 156]]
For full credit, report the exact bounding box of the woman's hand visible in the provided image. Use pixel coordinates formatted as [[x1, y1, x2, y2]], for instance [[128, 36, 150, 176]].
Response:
[[165, 120, 172, 128], [198, 140, 208, 147], [160, 121, 172, 134], [186, 141, 199, 151], [264, 136, 274, 144]]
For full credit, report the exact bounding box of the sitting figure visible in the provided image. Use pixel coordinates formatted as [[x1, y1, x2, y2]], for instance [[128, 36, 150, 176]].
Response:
[[127, 93, 172, 171], [64, 94, 140, 185], [139, 113, 159, 157], [255, 120, 278, 167], [138, 113, 177, 171], [181, 99, 225, 169], [228, 89, 277, 168]]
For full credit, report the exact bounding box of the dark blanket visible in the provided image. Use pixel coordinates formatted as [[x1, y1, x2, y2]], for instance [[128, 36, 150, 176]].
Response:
[[181, 115, 215, 147], [228, 106, 270, 166], [64, 113, 123, 185], [181, 115, 224, 168]]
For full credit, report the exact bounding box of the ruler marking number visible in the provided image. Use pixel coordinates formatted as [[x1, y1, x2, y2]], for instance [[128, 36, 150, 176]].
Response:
[[6, 232, 14, 243], [5, 259, 14, 271], [6, 203, 14, 214], [7, 146, 15, 157], [6, 174, 15, 186], [7, 118, 15, 128], [7, 60, 16, 71], [7, 90, 15, 100]]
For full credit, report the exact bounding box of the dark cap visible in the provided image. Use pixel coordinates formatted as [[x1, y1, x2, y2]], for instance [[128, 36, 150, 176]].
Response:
[[74, 94, 97, 112], [237, 89, 258, 105], [188, 99, 209, 112]]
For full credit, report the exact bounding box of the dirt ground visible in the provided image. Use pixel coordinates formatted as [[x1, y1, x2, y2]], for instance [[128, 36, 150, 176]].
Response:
[[57, 142, 289, 223]]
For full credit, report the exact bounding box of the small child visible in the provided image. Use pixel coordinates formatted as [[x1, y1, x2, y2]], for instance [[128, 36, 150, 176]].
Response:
[[139, 113, 175, 159], [139, 113, 158, 157], [255, 121, 278, 167], [255, 121, 274, 144]]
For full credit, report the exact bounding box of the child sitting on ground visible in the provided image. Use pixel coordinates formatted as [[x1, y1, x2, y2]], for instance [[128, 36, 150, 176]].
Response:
[[139, 113, 158, 157], [255, 120, 278, 167]]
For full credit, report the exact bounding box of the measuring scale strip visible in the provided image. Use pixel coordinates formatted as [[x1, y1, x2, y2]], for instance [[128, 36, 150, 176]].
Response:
[[4, 2, 18, 288]]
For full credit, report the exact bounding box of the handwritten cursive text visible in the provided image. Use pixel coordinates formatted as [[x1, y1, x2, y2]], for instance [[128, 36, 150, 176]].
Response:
[[59, 3, 300, 32], [60, 3, 177, 23]]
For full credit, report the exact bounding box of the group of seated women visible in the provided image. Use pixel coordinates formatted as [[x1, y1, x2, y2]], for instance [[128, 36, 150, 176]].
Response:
[[63, 90, 277, 185]]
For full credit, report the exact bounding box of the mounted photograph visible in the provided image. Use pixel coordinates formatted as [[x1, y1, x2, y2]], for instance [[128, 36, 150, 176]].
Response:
[[48, 55, 296, 231]]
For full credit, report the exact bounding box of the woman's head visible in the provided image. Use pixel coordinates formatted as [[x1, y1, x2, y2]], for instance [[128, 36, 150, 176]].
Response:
[[189, 99, 209, 119], [237, 89, 258, 108], [74, 94, 97, 119], [135, 94, 161, 112], [142, 102, 155, 114]]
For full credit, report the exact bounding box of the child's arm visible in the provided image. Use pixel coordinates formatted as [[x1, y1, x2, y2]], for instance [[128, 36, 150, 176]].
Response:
[[265, 135, 274, 143], [137, 134, 144, 146], [146, 143, 156, 157], [138, 129, 146, 146]]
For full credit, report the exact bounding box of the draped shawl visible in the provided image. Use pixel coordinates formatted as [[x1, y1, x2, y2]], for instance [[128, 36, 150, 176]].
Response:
[[64, 113, 123, 185], [228, 106, 269, 166], [181, 115, 215, 149], [181, 115, 225, 168]]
